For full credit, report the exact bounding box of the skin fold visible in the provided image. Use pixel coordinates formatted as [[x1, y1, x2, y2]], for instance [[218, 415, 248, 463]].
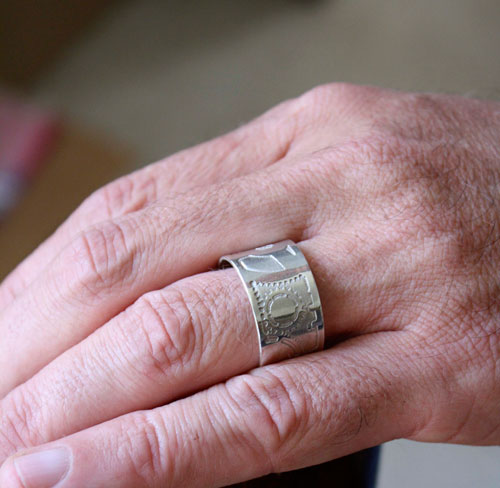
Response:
[[0, 84, 499, 487]]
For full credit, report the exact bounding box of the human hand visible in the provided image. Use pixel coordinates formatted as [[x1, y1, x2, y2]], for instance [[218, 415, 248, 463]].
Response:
[[0, 84, 499, 487]]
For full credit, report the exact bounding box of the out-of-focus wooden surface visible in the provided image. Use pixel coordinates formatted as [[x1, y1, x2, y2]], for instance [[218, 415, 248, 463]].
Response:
[[0, 124, 133, 280]]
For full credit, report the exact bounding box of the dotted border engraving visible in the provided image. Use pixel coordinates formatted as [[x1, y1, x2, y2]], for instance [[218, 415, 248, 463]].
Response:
[[250, 273, 319, 352]]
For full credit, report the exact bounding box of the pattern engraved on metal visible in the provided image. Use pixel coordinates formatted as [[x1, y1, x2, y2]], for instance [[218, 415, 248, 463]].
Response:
[[238, 254, 286, 273], [219, 240, 324, 366]]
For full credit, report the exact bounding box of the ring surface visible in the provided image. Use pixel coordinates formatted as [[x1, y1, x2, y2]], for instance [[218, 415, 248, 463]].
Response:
[[219, 240, 324, 366]]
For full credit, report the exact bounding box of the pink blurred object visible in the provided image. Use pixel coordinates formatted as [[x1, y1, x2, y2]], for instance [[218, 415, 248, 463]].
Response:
[[0, 91, 60, 220]]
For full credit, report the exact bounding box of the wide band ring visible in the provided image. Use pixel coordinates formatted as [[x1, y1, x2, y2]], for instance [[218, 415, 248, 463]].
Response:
[[219, 240, 325, 366]]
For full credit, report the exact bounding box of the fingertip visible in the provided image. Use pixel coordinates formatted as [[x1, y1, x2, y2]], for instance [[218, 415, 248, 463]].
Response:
[[0, 447, 72, 488], [0, 456, 24, 488]]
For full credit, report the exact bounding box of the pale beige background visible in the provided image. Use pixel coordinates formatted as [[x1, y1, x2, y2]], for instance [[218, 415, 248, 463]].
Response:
[[32, 0, 500, 486]]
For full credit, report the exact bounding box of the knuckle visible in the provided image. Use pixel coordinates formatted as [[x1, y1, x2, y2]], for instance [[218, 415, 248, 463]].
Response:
[[0, 278, 22, 310], [80, 173, 159, 221], [295, 83, 343, 121], [297, 83, 382, 119], [301, 82, 359, 105], [0, 389, 40, 458], [205, 132, 241, 163], [66, 220, 135, 295], [282, 159, 346, 237], [129, 287, 202, 380], [301, 135, 406, 188], [145, 197, 196, 239], [224, 371, 306, 462], [118, 412, 171, 486], [169, 133, 242, 188]]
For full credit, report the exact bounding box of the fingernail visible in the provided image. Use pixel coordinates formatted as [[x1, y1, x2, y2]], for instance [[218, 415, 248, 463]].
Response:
[[13, 447, 71, 488]]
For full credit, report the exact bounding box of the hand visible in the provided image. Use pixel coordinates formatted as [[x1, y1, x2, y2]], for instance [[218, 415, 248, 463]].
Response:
[[0, 84, 499, 487]]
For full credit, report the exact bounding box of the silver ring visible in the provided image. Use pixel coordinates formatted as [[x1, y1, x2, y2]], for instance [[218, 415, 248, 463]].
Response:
[[219, 240, 324, 366]]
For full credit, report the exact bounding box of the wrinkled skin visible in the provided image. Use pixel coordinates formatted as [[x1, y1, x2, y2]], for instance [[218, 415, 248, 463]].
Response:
[[0, 84, 499, 487]]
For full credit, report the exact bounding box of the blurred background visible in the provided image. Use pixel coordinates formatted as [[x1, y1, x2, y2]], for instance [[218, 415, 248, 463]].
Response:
[[1, 0, 500, 486]]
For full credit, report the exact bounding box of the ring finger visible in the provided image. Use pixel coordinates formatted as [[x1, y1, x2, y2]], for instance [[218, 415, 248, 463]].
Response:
[[0, 233, 400, 461], [0, 162, 326, 398]]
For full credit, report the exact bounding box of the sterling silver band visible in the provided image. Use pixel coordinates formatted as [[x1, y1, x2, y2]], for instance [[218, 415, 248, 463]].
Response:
[[219, 240, 324, 366]]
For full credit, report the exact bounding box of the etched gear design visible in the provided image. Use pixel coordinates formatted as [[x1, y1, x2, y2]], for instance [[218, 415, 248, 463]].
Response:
[[251, 274, 316, 344]]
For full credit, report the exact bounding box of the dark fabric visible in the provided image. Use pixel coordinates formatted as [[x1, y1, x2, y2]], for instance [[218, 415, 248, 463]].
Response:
[[232, 447, 380, 487]]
